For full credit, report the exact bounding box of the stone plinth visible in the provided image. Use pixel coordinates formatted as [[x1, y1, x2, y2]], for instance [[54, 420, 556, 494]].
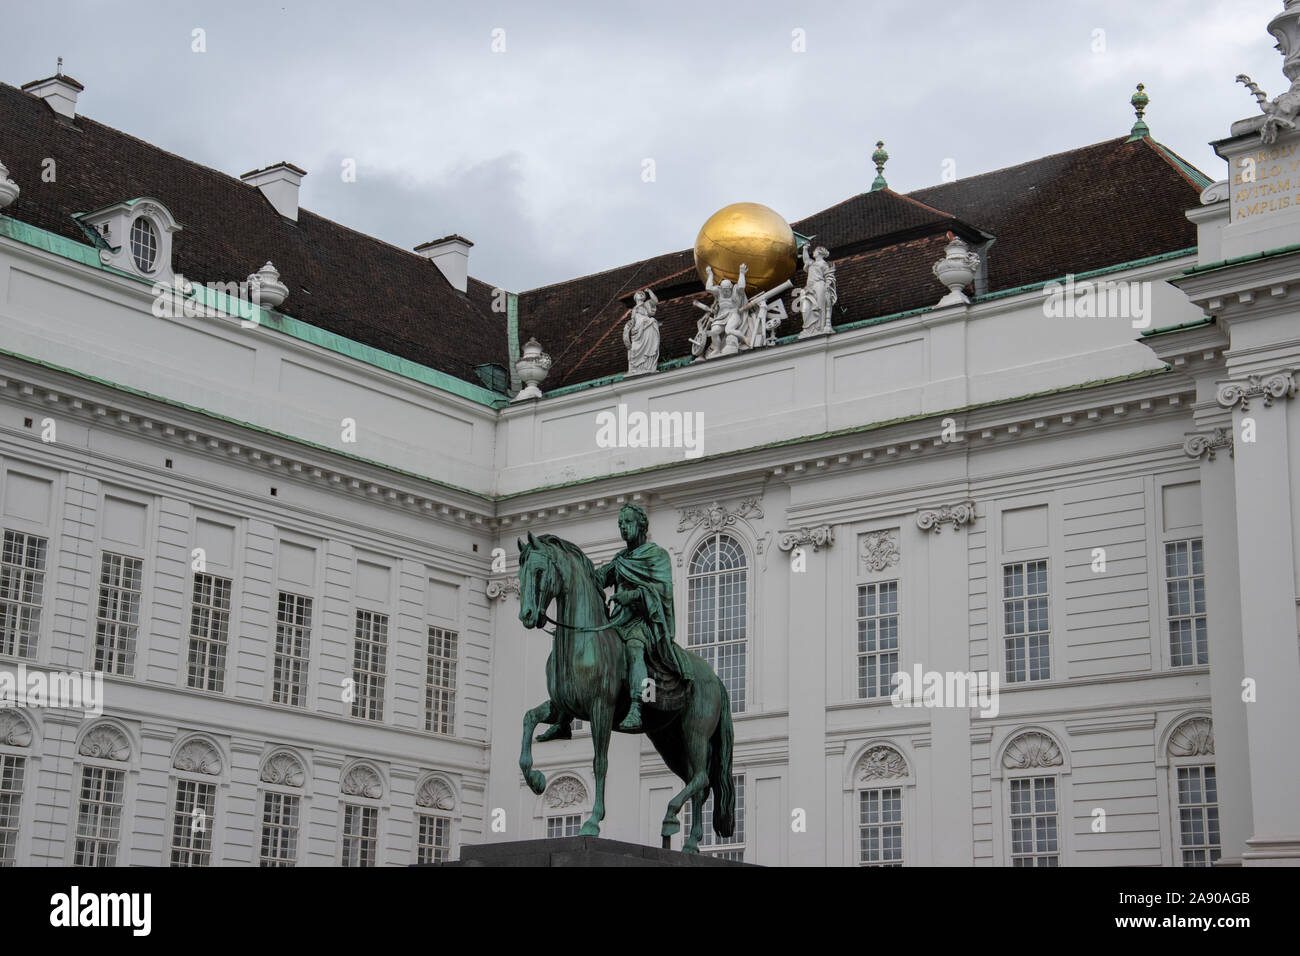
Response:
[[431, 837, 755, 867]]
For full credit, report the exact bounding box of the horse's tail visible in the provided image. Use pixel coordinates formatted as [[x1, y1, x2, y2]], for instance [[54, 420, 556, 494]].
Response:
[[709, 681, 736, 838]]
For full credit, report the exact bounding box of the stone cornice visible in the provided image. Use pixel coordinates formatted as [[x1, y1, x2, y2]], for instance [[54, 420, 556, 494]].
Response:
[[0, 364, 494, 529], [915, 500, 977, 533]]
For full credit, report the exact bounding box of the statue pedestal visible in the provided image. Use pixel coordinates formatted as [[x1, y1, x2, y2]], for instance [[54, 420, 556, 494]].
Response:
[[431, 837, 755, 867]]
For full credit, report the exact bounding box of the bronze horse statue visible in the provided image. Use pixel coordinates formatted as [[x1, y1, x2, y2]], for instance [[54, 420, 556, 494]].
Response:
[[515, 530, 734, 852]]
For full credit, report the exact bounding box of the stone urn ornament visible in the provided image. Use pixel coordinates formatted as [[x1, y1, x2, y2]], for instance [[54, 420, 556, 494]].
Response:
[[248, 261, 288, 309], [514, 337, 552, 401], [932, 233, 980, 305], [0, 161, 18, 209]]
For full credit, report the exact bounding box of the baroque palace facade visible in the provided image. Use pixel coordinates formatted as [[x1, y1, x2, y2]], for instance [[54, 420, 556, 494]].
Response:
[[2, 6, 1300, 867]]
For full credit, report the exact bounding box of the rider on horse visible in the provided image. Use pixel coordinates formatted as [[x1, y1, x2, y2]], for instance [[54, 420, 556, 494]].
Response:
[[597, 503, 693, 731]]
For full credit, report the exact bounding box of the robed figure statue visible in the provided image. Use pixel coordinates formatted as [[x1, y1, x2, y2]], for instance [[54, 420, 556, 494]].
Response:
[[515, 503, 735, 852], [595, 503, 694, 731]]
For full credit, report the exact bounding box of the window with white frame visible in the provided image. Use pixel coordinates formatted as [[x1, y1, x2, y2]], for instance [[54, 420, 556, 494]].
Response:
[[685, 774, 745, 860], [425, 626, 458, 735], [857, 581, 899, 698], [858, 786, 904, 866], [546, 814, 583, 837], [272, 592, 312, 706], [128, 216, 158, 273], [73, 765, 125, 866], [94, 552, 143, 676], [0, 754, 24, 866], [1166, 539, 1207, 667], [187, 573, 231, 692], [0, 529, 46, 659], [1009, 775, 1059, 866], [416, 812, 452, 864], [170, 778, 216, 867], [1175, 764, 1220, 866], [351, 610, 388, 721], [688, 534, 747, 713], [341, 803, 379, 867], [1003, 560, 1050, 683], [259, 791, 300, 867]]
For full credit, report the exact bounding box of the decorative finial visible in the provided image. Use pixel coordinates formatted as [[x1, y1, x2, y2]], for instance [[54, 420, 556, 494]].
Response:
[[870, 141, 889, 191], [1127, 83, 1150, 141], [57, 56, 63, 75], [513, 337, 552, 401]]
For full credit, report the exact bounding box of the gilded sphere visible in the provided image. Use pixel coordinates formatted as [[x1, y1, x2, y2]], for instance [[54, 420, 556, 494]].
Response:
[[693, 202, 797, 294]]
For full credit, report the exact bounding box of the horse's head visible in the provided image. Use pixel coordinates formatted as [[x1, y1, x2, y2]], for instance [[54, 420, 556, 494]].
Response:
[[517, 531, 561, 630]]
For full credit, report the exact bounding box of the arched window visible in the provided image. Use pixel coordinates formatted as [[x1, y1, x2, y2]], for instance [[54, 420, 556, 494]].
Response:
[[259, 750, 307, 867], [415, 775, 457, 864], [1166, 717, 1218, 866], [854, 745, 908, 866], [74, 722, 132, 866], [0, 712, 34, 866], [170, 737, 223, 867], [129, 216, 158, 273], [543, 775, 589, 837], [687, 533, 747, 713]]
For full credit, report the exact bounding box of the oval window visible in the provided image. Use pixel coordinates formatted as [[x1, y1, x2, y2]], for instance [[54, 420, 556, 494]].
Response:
[[129, 216, 158, 272]]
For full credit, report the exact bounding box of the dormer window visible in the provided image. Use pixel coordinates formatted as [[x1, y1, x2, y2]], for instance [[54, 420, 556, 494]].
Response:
[[74, 197, 181, 284], [129, 217, 158, 272]]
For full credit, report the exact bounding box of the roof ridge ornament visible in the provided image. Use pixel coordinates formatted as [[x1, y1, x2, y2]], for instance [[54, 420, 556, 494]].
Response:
[[870, 140, 889, 191], [1127, 83, 1150, 141]]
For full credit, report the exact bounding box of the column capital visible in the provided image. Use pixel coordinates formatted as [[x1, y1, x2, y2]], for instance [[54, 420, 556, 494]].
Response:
[[485, 577, 520, 602], [1216, 370, 1296, 412], [777, 525, 834, 552], [1183, 427, 1235, 461], [916, 500, 977, 534]]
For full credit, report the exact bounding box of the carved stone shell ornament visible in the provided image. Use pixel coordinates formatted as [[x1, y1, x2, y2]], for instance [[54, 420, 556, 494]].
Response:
[[1002, 732, 1063, 769]]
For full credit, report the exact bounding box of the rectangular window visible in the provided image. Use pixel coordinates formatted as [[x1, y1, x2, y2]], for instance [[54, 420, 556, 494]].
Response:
[[1166, 539, 1208, 667], [94, 552, 143, 676], [857, 581, 899, 698], [351, 610, 388, 721], [685, 774, 745, 861], [170, 779, 216, 867], [858, 787, 903, 866], [0, 754, 25, 866], [272, 592, 312, 707], [187, 573, 232, 692], [1176, 765, 1221, 866], [546, 814, 583, 838], [416, 813, 451, 864], [341, 803, 379, 866], [425, 626, 458, 735], [259, 791, 300, 867], [1003, 560, 1050, 683], [1009, 776, 1059, 866], [73, 765, 125, 867], [0, 529, 46, 659]]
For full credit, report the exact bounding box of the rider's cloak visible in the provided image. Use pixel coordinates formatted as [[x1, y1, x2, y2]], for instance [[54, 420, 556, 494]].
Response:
[[597, 541, 694, 688]]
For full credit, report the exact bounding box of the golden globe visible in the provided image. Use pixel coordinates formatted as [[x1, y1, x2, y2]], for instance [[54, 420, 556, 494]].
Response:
[[693, 202, 797, 294]]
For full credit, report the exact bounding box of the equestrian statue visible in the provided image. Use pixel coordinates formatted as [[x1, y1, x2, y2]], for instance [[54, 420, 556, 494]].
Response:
[[515, 502, 735, 853]]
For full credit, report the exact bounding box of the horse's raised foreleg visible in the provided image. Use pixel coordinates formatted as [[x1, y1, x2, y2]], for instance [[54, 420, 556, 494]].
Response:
[[581, 701, 613, 836], [520, 699, 558, 795]]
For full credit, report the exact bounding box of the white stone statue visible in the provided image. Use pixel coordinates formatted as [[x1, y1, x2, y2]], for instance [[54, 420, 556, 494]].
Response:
[[792, 245, 836, 337], [691, 264, 748, 359], [622, 288, 660, 376]]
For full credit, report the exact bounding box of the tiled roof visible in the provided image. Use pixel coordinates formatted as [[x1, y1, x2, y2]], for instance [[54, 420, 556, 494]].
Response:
[[1, 77, 1204, 395], [0, 82, 508, 385]]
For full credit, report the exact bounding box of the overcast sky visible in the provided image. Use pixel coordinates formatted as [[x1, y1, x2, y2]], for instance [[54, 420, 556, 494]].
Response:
[[6, 0, 1288, 291]]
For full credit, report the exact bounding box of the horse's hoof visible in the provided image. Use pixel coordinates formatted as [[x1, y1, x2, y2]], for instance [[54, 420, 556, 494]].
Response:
[[661, 818, 681, 838], [525, 769, 546, 795], [578, 821, 601, 837], [681, 842, 699, 855]]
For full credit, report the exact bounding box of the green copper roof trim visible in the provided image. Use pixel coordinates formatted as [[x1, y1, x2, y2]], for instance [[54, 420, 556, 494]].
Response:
[[497, 368, 1174, 501], [0, 214, 506, 409], [971, 247, 1198, 303], [1149, 140, 1213, 189], [1139, 316, 1215, 339], [1126, 121, 1151, 143], [506, 292, 521, 394], [0, 344, 492, 503], [1180, 241, 1300, 276]]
